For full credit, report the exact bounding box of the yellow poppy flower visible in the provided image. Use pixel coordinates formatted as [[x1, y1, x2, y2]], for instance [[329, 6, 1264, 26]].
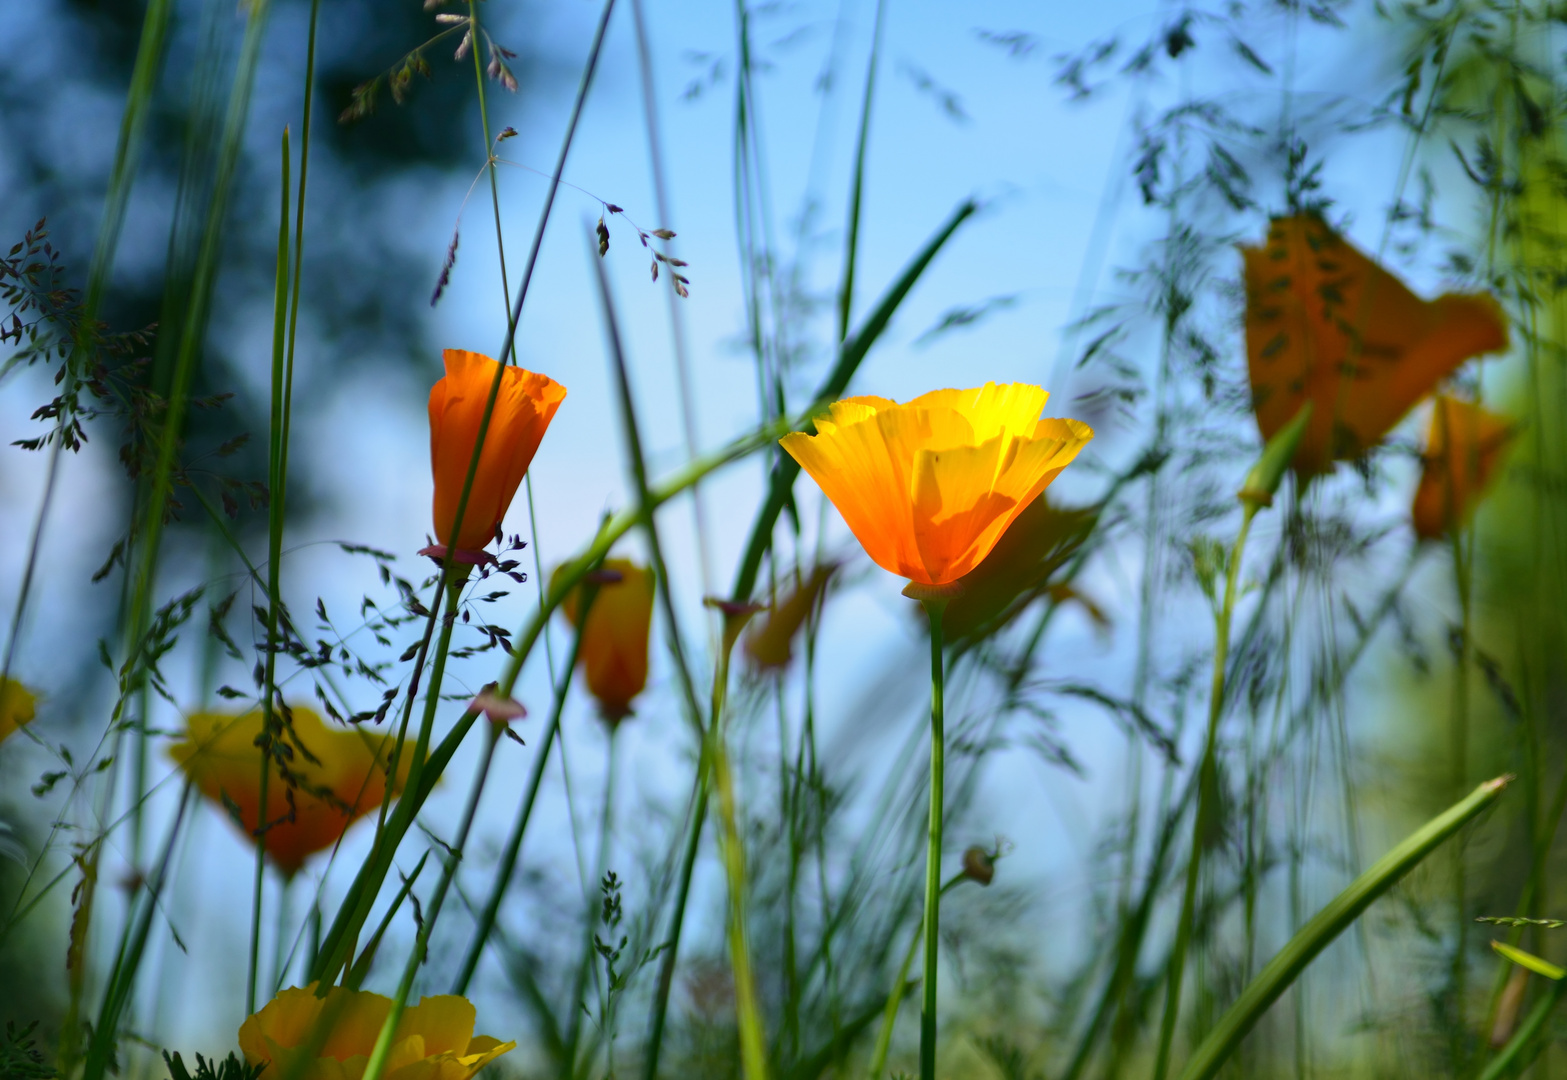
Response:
[[428, 349, 566, 560], [1243, 214, 1508, 475], [239, 984, 514, 1080], [1412, 395, 1514, 540], [169, 705, 415, 878], [779, 384, 1093, 587], [744, 564, 836, 670], [554, 559, 656, 721], [0, 678, 37, 744]]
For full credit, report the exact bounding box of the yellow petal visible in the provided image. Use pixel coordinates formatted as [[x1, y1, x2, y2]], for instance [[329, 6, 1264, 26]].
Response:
[[0, 678, 37, 744]]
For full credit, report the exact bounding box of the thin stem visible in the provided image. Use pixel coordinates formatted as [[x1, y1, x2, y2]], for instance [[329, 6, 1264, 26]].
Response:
[[1152, 505, 1257, 1080], [451, 601, 595, 994], [249, 123, 293, 1018], [628, 0, 714, 598], [918, 596, 948, 1080], [562, 727, 620, 1079], [708, 615, 769, 1080], [360, 721, 501, 1080], [868, 873, 964, 1080]]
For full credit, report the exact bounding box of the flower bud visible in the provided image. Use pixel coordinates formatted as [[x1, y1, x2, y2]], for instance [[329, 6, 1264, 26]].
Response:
[[961, 846, 995, 886], [1238, 401, 1312, 511]]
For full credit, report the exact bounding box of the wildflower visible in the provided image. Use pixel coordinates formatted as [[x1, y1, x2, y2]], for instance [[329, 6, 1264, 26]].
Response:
[[744, 564, 836, 669], [941, 495, 1097, 641], [0, 678, 37, 744], [239, 984, 514, 1080], [779, 384, 1093, 588], [426, 349, 566, 563], [554, 560, 656, 722], [169, 705, 415, 878], [1411, 395, 1513, 540], [1242, 214, 1508, 475]]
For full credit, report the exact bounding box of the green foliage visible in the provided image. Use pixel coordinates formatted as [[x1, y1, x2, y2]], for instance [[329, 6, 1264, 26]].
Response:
[[161, 1051, 262, 1080], [0, 1023, 55, 1080]]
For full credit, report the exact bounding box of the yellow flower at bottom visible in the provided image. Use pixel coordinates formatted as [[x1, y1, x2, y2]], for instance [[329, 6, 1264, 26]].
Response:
[[1411, 395, 1514, 540], [780, 384, 1093, 586], [239, 985, 514, 1080], [0, 678, 37, 744]]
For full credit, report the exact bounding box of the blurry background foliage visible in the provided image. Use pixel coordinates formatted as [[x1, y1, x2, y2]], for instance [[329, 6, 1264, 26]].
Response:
[[6, 0, 1567, 1078]]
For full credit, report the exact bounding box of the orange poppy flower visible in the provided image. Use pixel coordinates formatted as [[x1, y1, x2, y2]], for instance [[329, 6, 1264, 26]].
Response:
[[779, 384, 1093, 587], [1243, 215, 1508, 475], [744, 564, 836, 670], [169, 705, 415, 878], [554, 559, 656, 721], [428, 349, 566, 559], [1411, 395, 1514, 540], [0, 677, 37, 744], [240, 984, 514, 1080]]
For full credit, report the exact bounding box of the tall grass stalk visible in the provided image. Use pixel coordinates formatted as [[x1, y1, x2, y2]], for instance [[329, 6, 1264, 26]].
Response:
[[628, 0, 714, 597], [451, 609, 594, 994], [359, 720, 502, 1080], [249, 123, 293, 1018], [1152, 503, 1259, 1080]]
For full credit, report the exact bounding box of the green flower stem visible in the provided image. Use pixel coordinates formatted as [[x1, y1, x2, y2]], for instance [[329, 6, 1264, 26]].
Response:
[[310, 575, 465, 988], [1152, 504, 1257, 1080], [918, 596, 948, 1080], [451, 612, 593, 994], [249, 123, 292, 1018], [1478, 968, 1567, 1080], [562, 727, 620, 1080], [310, 423, 781, 987], [710, 615, 769, 1080], [360, 720, 502, 1080], [867, 873, 964, 1080], [642, 770, 710, 1080]]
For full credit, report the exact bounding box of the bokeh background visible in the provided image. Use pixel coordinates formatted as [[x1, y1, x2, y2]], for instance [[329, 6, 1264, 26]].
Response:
[[0, 0, 1555, 1076]]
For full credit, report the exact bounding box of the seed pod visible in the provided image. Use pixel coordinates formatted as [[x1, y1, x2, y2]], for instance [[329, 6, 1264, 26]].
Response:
[[962, 846, 995, 886]]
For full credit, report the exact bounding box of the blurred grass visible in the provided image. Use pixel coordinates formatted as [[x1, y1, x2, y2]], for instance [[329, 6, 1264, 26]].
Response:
[[6, 2, 1567, 1080]]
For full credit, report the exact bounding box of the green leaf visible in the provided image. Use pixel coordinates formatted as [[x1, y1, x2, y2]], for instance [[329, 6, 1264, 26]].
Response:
[[1493, 940, 1565, 980]]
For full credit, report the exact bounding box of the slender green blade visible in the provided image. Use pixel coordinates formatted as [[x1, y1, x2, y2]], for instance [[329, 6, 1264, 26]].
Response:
[[1176, 775, 1511, 1080], [1492, 940, 1565, 981]]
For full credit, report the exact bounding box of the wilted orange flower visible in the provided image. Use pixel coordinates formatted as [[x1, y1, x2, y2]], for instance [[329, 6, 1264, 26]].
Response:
[[780, 385, 1093, 587], [1412, 395, 1514, 540], [1243, 214, 1508, 475], [0, 678, 37, 744], [554, 559, 655, 721], [239, 984, 514, 1080], [170, 705, 415, 877], [744, 564, 836, 670], [428, 349, 566, 559]]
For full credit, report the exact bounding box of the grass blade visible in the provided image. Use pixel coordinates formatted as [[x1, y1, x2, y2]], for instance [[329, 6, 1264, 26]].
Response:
[[1176, 775, 1512, 1080], [730, 197, 977, 604]]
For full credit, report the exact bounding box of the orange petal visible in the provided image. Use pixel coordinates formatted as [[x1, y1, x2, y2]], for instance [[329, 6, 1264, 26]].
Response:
[[1243, 215, 1508, 474], [1411, 395, 1514, 539]]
